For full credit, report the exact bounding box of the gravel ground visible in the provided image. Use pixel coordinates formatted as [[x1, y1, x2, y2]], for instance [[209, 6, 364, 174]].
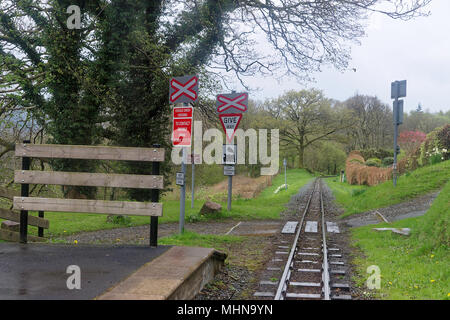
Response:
[[52, 220, 240, 245], [341, 191, 440, 228]]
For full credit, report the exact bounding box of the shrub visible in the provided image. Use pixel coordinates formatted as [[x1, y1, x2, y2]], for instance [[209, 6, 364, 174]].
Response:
[[382, 157, 394, 166], [359, 149, 393, 161], [345, 151, 392, 186], [350, 158, 364, 164], [417, 125, 449, 166], [365, 158, 381, 167], [398, 130, 427, 155]]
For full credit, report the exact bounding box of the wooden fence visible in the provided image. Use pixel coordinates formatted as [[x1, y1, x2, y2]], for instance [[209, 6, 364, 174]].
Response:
[[7, 142, 164, 246]]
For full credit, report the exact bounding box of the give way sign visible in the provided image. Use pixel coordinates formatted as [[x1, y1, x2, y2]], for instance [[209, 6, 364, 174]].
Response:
[[169, 75, 199, 104], [219, 113, 243, 143]]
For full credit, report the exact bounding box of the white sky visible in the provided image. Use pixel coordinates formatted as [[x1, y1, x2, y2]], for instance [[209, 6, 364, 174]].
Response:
[[238, 0, 450, 114]]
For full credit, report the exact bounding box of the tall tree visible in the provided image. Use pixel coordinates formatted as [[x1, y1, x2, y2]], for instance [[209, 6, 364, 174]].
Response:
[[343, 94, 393, 151], [270, 89, 352, 168]]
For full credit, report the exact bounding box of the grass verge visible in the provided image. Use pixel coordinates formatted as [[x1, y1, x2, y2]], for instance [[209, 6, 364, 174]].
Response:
[[325, 160, 449, 217], [351, 180, 449, 300]]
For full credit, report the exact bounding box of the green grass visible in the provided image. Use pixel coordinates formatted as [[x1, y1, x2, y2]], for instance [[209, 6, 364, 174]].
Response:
[[13, 169, 313, 238], [217, 169, 313, 220], [159, 231, 245, 249], [325, 161, 450, 217], [351, 180, 450, 300]]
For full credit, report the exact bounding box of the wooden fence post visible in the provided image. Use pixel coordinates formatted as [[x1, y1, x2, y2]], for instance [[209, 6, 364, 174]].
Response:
[[20, 140, 31, 244], [150, 144, 160, 247]]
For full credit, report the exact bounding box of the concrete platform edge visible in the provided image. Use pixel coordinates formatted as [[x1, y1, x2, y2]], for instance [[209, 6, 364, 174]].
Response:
[[96, 246, 227, 300]]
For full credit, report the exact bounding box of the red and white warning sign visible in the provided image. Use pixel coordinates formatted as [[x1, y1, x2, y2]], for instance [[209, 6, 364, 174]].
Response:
[[216, 93, 248, 113], [173, 106, 193, 118], [172, 105, 194, 147], [169, 75, 199, 104], [172, 118, 193, 147], [219, 113, 243, 143]]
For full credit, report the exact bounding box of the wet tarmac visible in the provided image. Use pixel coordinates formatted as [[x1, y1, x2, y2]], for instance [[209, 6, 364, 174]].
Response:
[[0, 243, 170, 300]]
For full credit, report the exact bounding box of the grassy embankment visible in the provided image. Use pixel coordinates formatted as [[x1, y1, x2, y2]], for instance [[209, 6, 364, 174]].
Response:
[[325, 160, 449, 300], [16, 169, 313, 238], [325, 160, 450, 218]]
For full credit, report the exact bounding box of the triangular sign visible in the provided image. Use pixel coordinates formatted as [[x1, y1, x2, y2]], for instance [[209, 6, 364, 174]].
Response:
[[219, 113, 243, 143]]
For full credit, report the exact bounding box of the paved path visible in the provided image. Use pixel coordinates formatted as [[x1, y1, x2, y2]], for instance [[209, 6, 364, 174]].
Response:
[[0, 243, 170, 299]]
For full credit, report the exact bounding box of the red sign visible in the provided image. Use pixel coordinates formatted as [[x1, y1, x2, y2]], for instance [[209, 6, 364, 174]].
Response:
[[172, 118, 193, 147], [216, 93, 248, 113], [219, 113, 243, 143], [169, 75, 199, 104], [173, 107, 193, 118]]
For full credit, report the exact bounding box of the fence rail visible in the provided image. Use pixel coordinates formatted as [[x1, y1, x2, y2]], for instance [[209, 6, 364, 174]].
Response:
[[15, 170, 164, 189], [13, 197, 163, 217], [12, 142, 164, 246], [16, 143, 165, 162]]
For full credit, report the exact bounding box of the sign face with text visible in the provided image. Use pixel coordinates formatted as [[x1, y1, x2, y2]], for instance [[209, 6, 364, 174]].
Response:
[[173, 107, 193, 118], [223, 144, 237, 165], [224, 165, 235, 176], [172, 105, 194, 147], [172, 118, 193, 147], [219, 114, 242, 143], [176, 172, 185, 186], [169, 75, 199, 104]]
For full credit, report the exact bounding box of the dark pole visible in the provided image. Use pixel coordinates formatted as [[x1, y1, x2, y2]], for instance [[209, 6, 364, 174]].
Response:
[[38, 211, 44, 237], [150, 144, 161, 247], [20, 140, 31, 244]]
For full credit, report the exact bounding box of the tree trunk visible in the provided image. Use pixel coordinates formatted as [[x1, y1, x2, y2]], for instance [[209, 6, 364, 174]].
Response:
[[298, 147, 304, 168]]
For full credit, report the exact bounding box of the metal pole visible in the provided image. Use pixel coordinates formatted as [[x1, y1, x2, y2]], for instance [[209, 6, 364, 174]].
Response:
[[393, 92, 399, 187], [284, 161, 287, 190], [150, 144, 160, 247], [179, 147, 186, 233], [191, 158, 195, 209], [393, 122, 398, 186], [227, 175, 232, 211], [20, 140, 31, 244]]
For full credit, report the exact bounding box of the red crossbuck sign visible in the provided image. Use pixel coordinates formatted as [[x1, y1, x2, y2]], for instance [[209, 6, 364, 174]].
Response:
[[216, 93, 248, 113], [169, 75, 198, 104]]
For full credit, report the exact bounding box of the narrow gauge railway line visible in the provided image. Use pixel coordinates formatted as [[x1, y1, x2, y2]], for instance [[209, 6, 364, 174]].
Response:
[[254, 179, 351, 300]]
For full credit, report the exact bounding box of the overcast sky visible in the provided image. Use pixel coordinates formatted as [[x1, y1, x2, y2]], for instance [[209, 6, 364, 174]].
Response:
[[239, 0, 450, 114]]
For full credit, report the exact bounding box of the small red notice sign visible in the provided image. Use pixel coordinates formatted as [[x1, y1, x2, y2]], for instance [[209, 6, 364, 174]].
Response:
[[172, 118, 193, 147], [173, 107, 193, 119]]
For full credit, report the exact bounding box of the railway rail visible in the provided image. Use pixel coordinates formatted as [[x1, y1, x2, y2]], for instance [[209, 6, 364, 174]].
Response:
[[254, 178, 351, 300]]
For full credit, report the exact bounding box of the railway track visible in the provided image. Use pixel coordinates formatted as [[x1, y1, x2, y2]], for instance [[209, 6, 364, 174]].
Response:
[[254, 179, 352, 300]]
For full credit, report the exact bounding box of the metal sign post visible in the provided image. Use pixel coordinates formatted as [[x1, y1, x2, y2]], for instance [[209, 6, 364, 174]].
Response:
[[283, 158, 287, 190], [391, 80, 406, 187], [179, 148, 186, 233], [170, 75, 198, 234], [188, 153, 200, 209], [223, 145, 237, 211], [216, 92, 248, 212], [191, 155, 195, 209]]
